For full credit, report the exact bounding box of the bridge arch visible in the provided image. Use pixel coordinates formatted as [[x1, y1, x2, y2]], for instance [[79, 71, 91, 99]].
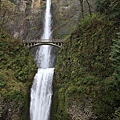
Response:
[[23, 39, 63, 49], [29, 43, 62, 48]]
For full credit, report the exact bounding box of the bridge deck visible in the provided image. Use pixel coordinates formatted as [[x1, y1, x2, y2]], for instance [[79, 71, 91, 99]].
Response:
[[23, 39, 63, 48], [23, 39, 63, 43]]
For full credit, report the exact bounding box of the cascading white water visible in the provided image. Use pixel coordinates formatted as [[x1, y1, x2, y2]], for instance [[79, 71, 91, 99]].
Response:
[[30, 68, 54, 120], [30, 0, 54, 120]]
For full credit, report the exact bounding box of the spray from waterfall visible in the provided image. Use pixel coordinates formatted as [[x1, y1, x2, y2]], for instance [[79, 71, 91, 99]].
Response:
[[30, 0, 54, 120]]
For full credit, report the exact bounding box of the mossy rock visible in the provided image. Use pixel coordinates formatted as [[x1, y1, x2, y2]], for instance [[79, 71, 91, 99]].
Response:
[[0, 29, 37, 120], [51, 14, 120, 120]]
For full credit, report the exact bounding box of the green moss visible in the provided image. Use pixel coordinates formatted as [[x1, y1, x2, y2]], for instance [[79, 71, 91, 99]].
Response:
[[0, 29, 37, 119], [52, 13, 120, 120]]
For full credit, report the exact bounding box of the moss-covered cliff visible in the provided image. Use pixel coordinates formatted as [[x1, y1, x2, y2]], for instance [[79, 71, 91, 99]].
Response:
[[0, 29, 36, 120], [51, 0, 120, 120]]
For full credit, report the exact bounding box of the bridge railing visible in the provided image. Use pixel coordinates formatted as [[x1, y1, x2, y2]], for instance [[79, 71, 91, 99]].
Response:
[[23, 39, 63, 43]]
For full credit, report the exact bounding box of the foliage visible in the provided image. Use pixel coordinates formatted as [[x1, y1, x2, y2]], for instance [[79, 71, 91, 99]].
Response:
[[0, 29, 36, 119], [0, 0, 16, 26], [70, 14, 116, 78], [53, 13, 120, 120], [96, 0, 120, 22], [93, 77, 120, 119], [112, 107, 120, 120], [110, 33, 120, 83], [9, 0, 17, 4], [0, 29, 36, 82]]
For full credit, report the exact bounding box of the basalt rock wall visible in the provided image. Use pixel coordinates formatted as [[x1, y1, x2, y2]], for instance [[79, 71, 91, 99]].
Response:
[[51, 0, 95, 39], [2, 0, 95, 41]]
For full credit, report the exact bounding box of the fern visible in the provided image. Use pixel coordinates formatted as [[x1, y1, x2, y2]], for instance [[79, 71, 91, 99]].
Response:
[[110, 33, 120, 83]]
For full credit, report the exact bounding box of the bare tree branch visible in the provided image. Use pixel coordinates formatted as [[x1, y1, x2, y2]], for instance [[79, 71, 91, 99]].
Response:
[[79, 0, 84, 18], [86, 0, 92, 15]]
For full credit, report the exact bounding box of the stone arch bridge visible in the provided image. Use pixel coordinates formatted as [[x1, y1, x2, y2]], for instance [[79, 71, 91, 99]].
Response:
[[23, 39, 63, 48]]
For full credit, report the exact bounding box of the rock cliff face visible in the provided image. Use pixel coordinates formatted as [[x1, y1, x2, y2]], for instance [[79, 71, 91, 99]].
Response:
[[0, 99, 22, 120], [51, 0, 80, 38], [67, 100, 96, 120], [1, 0, 42, 40], [2, 0, 95, 40], [51, 0, 95, 38]]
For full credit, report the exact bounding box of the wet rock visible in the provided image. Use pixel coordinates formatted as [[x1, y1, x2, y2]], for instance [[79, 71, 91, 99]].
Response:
[[67, 100, 96, 120]]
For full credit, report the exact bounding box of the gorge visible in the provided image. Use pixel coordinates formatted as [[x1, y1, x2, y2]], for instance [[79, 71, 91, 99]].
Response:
[[0, 0, 120, 120]]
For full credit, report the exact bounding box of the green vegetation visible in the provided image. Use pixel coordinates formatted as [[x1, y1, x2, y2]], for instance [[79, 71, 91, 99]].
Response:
[[110, 33, 120, 84], [53, 0, 120, 120], [0, 29, 36, 119], [96, 0, 120, 22]]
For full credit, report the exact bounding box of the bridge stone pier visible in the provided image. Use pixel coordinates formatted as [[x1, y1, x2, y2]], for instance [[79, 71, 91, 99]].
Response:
[[23, 39, 63, 48]]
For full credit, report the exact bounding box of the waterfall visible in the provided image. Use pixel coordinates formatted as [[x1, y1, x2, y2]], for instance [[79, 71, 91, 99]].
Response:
[[30, 0, 54, 120], [30, 68, 54, 120]]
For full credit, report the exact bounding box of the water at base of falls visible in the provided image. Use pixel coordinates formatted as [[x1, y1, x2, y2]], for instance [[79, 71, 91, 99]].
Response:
[[30, 68, 54, 120]]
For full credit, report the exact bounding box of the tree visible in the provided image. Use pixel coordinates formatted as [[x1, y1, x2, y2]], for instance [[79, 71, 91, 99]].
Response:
[[79, 0, 84, 18], [79, 0, 93, 18], [86, 0, 92, 15]]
